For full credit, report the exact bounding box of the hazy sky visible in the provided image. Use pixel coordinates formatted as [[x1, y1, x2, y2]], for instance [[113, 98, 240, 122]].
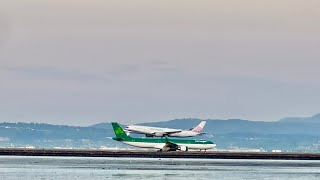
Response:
[[1, 0, 320, 125]]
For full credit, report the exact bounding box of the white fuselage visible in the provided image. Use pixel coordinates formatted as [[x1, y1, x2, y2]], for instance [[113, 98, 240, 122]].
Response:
[[169, 131, 200, 137], [126, 125, 201, 137]]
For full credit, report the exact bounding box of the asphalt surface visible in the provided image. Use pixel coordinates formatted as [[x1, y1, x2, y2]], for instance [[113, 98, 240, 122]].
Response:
[[1, 148, 320, 160]]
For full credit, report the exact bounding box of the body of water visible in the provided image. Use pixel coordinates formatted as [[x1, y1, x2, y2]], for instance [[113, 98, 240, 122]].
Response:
[[1, 156, 320, 179]]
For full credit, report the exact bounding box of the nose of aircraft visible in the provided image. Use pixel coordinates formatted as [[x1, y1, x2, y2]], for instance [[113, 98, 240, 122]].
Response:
[[211, 144, 217, 148]]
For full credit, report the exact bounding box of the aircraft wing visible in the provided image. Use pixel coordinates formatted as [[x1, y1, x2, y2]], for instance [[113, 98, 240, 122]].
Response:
[[148, 130, 182, 137], [160, 130, 182, 135], [126, 129, 181, 136], [144, 130, 182, 137], [154, 141, 179, 151], [163, 141, 179, 151]]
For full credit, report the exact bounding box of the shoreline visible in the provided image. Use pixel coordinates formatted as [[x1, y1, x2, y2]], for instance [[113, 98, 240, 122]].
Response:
[[0, 148, 320, 160]]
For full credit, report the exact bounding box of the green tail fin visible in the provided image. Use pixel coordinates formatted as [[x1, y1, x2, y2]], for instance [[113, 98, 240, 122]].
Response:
[[111, 122, 129, 140]]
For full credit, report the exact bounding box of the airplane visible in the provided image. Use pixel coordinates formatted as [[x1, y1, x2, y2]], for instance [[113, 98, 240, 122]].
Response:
[[112, 122, 215, 151], [125, 121, 207, 137]]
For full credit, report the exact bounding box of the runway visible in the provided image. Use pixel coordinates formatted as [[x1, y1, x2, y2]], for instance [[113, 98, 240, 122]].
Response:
[[1, 148, 320, 160]]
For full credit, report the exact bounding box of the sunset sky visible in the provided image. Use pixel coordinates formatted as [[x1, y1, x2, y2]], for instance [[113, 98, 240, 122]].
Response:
[[1, 0, 320, 125]]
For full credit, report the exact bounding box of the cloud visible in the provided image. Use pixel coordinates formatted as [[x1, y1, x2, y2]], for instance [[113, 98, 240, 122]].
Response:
[[1, 0, 320, 124], [1, 66, 108, 81], [105, 61, 180, 81]]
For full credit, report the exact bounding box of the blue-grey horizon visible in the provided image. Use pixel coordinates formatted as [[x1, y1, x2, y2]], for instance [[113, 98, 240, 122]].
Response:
[[1, 0, 320, 125]]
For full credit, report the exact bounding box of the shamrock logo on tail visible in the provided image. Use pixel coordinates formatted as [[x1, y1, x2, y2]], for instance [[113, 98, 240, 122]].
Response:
[[115, 127, 124, 135]]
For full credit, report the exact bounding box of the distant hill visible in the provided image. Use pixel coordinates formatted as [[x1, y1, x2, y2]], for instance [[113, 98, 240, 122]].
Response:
[[0, 122, 116, 149], [1, 113, 320, 152], [89, 122, 113, 130], [91, 116, 320, 135], [279, 113, 320, 123]]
